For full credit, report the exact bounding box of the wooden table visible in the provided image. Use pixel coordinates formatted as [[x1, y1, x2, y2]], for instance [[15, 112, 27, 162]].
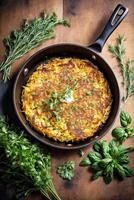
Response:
[[0, 1, 134, 200]]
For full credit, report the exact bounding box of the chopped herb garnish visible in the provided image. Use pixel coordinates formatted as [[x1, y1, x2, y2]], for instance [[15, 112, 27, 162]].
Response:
[[86, 91, 91, 96], [79, 157, 91, 166], [72, 106, 77, 111], [62, 86, 72, 101], [53, 111, 61, 122], [47, 87, 73, 110]]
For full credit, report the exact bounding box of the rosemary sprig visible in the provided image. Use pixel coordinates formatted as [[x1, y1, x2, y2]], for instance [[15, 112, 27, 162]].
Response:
[[108, 35, 134, 102], [0, 13, 70, 82]]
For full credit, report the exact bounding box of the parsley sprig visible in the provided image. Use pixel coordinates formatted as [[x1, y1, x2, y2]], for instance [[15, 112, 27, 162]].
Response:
[[0, 116, 61, 200], [57, 161, 75, 181], [46, 86, 73, 110], [0, 149, 35, 199], [108, 35, 134, 102], [0, 13, 69, 82]]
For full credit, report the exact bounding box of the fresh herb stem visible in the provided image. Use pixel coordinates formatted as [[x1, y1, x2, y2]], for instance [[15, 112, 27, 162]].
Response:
[[0, 13, 70, 82], [0, 116, 61, 200], [108, 35, 134, 102]]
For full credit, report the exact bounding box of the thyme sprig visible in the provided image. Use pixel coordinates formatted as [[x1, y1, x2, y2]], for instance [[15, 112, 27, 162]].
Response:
[[108, 35, 134, 102], [0, 13, 70, 82]]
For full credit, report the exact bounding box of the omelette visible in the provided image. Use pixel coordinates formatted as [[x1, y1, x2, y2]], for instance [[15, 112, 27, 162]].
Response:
[[22, 58, 112, 142]]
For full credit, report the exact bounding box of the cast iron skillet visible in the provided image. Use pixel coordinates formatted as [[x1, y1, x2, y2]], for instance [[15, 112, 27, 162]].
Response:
[[13, 4, 128, 150]]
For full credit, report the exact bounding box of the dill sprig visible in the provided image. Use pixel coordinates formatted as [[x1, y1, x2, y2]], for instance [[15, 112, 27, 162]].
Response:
[[108, 35, 134, 102], [0, 116, 61, 200], [0, 13, 70, 82]]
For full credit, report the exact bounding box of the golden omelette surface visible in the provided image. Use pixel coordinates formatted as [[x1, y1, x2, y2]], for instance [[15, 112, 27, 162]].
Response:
[[22, 58, 112, 142]]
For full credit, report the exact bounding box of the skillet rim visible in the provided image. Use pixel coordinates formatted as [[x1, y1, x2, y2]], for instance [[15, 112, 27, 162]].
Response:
[[13, 43, 121, 150]]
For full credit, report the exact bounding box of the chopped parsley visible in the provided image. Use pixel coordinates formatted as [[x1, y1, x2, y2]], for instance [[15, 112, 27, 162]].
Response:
[[46, 86, 74, 110]]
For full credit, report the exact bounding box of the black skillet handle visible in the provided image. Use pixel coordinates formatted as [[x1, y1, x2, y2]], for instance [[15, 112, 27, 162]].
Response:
[[89, 4, 128, 53]]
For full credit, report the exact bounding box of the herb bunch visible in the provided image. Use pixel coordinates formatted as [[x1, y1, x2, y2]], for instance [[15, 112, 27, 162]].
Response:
[[0, 148, 35, 200], [0, 116, 61, 200], [0, 13, 69, 82], [80, 140, 133, 184], [112, 111, 134, 143], [108, 35, 134, 102], [57, 161, 75, 181]]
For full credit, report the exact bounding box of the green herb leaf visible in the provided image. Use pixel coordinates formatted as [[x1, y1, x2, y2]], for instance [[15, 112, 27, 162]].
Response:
[[88, 151, 102, 162], [92, 170, 103, 180], [57, 161, 75, 181], [93, 141, 102, 152], [112, 111, 134, 143], [0, 116, 61, 200], [112, 127, 127, 143], [103, 163, 114, 184], [99, 158, 112, 169], [80, 139, 133, 184], [125, 127, 134, 135], [123, 165, 134, 177], [120, 111, 132, 127], [101, 141, 111, 158], [79, 157, 91, 167], [114, 163, 126, 178]]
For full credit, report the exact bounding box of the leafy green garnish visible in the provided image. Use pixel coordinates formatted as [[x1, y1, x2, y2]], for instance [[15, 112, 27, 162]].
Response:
[[86, 91, 91, 96], [47, 91, 61, 110], [63, 86, 72, 101], [46, 86, 73, 111], [57, 161, 75, 181], [112, 111, 134, 143], [79, 157, 91, 166], [0, 149, 35, 200], [80, 140, 133, 184], [0, 116, 61, 200], [0, 13, 70, 82], [120, 111, 132, 127], [108, 35, 134, 102]]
